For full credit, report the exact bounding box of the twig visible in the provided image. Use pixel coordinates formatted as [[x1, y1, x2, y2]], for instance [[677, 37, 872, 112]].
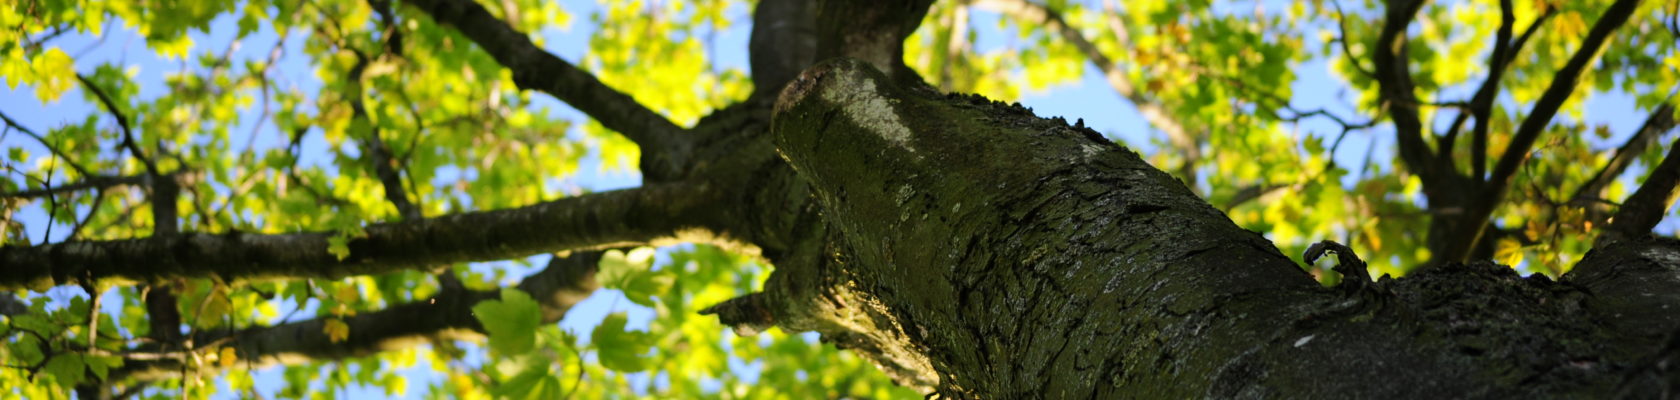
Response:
[[75, 74, 159, 177], [0, 109, 92, 176], [1329, 0, 1376, 79]]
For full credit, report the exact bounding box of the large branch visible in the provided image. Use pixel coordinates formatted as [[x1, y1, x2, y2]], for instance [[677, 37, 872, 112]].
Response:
[[0, 182, 724, 288], [403, 0, 691, 179], [748, 0, 819, 100], [811, 0, 934, 85], [1372, 0, 1437, 181], [1425, 0, 1644, 262], [109, 251, 602, 382], [974, 0, 1199, 181]]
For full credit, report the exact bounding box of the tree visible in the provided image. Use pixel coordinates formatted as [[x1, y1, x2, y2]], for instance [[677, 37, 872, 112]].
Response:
[[3, 0, 1680, 397]]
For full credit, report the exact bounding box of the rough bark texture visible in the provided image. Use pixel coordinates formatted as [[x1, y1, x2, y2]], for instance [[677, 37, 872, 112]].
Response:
[[712, 58, 1680, 397]]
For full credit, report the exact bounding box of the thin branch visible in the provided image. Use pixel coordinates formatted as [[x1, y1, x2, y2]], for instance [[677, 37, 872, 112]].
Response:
[[340, 35, 464, 291], [1223, 183, 1291, 210], [1465, 3, 1557, 180], [1486, 0, 1642, 194], [972, 0, 1200, 181], [1330, 0, 1376, 79], [342, 48, 422, 220], [0, 109, 92, 177], [75, 74, 159, 177], [404, 0, 691, 179], [0, 181, 726, 288], [1212, 68, 1377, 131], [1467, 0, 1521, 181], [1574, 104, 1678, 207], [1602, 135, 1680, 244], [107, 251, 602, 382], [0, 174, 146, 200], [63, 188, 107, 240], [19, 25, 69, 52]]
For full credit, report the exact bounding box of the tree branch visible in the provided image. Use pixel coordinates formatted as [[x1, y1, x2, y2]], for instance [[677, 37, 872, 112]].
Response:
[[1486, 0, 1642, 194], [0, 182, 725, 288], [748, 0, 819, 100], [1372, 0, 1436, 181], [0, 109, 92, 177], [810, 0, 934, 86], [1602, 134, 1680, 244], [974, 0, 1200, 181], [0, 293, 25, 316], [343, 48, 421, 220], [108, 251, 602, 382], [0, 174, 146, 200], [1464, 2, 1556, 180], [1574, 104, 1678, 208], [403, 0, 691, 179], [1330, 0, 1376, 79], [76, 74, 159, 177], [1431, 0, 1642, 263]]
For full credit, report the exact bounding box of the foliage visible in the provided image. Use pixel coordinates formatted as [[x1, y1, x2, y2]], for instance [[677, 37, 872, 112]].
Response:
[[0, 0, 1676, 398]]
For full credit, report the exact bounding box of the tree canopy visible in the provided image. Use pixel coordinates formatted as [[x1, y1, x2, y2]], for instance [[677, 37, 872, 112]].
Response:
[[1, 0, 1678, 398]]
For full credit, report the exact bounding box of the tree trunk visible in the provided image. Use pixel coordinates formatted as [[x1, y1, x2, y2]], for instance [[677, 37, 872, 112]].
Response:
[[699, 57, 1680, 398]]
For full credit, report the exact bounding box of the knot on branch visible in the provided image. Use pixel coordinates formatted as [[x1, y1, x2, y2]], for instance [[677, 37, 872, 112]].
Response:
[[699, 293, 777, 336], [1305, 240, 1370, 293]]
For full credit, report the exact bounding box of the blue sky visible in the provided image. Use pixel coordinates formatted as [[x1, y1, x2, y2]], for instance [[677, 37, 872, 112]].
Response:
[[0, 0, 1667, 398]]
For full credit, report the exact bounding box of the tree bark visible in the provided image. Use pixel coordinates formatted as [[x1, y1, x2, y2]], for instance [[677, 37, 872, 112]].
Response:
[[704, 57, 1680, 397]]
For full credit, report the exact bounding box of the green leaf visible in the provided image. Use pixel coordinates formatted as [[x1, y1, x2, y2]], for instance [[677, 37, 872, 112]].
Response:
[[9, 313, 56, 334], [490, 366, 562, 400], [473, 288, 542, 355], [327, 235, 352, 261], [598, 247, 670, 307], [597, 247, 655, 286], [591, 312, 652, 372], [6, 332, 44, 365], [84, 354, 122, 381], [619, 269, 673, 308], [42, 354, 84, 387]]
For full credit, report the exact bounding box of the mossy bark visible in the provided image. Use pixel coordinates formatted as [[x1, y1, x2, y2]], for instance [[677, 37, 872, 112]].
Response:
[[710, 57, 1680, 398]]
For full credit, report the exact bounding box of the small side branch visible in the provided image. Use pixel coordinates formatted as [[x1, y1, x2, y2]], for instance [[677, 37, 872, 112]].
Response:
[[975, 0, 1199, 181], [1463, 1, 1555, 180], [404, 0, 691, 178], [108, 251, 601, 382], [0, 174, 147, 200], [1602, 135, 1680, 244], [76, 74, 159, 177], [1574, 104, 1678, 207]]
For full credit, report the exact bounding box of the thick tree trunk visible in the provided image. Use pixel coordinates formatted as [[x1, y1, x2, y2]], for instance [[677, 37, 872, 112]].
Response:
[[698, 57, 1680, 398]]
